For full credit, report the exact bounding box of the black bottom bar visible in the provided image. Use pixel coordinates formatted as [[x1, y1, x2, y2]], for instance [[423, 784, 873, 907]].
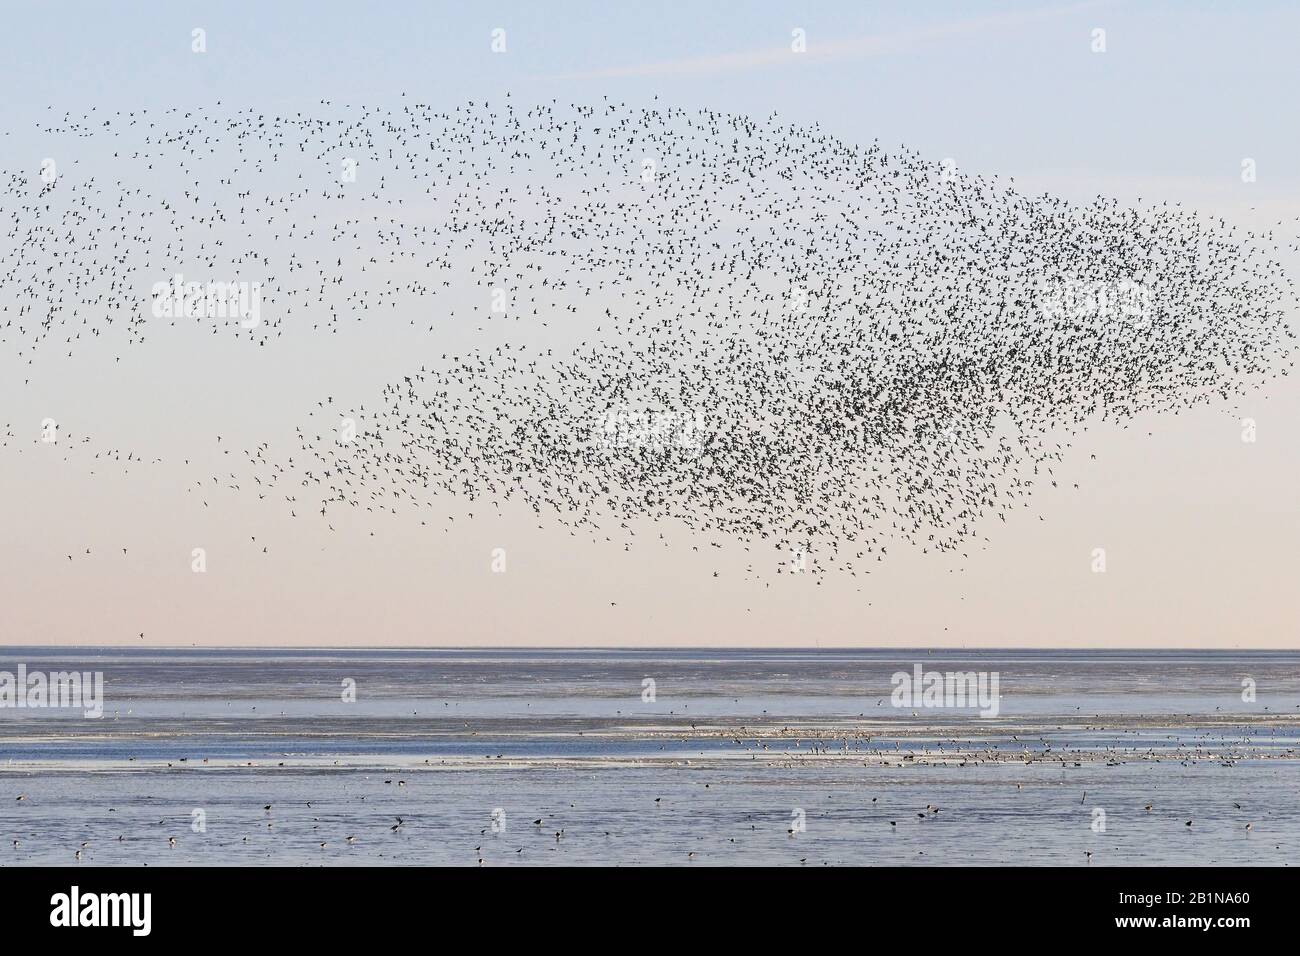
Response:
[[0, 866, 1273, 941]]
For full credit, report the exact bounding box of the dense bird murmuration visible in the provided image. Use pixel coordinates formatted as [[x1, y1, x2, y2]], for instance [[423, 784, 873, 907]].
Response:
[[2, 98, 1294, 575]]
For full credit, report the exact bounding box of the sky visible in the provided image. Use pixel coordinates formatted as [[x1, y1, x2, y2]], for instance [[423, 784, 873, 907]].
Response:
[[1, 0, 1298, 647]]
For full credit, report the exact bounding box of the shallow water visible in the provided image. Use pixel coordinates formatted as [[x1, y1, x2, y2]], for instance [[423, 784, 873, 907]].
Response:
[[1, 648, 1297, 865]]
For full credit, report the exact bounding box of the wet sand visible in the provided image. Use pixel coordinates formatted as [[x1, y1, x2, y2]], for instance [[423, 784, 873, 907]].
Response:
[[3, 648, 1298, 865]]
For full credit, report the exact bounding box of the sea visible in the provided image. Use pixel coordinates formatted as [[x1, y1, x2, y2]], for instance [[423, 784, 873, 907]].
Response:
[[1, 648, 1297, 866]]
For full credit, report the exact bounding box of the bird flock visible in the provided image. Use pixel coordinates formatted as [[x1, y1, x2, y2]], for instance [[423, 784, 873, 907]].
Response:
[[3, 97, 1294, 575]]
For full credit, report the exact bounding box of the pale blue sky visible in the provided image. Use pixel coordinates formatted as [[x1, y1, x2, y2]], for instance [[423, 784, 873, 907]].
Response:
[[2, 0, 1297, 197], [2, 2, 1298, 647]]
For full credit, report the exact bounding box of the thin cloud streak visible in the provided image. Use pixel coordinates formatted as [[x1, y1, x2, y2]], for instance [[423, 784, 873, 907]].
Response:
[[543, 1, 1114, 81]]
